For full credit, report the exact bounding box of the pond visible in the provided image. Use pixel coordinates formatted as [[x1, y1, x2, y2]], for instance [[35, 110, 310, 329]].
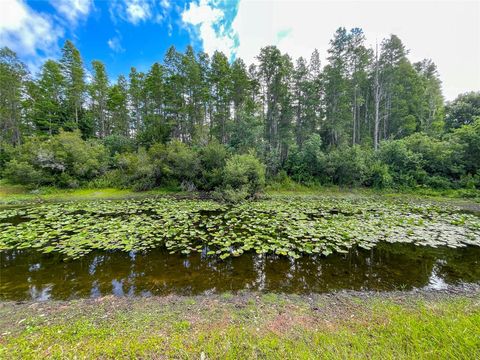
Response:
[[0, 195, 479, 300], [1, 243, 480, 301]]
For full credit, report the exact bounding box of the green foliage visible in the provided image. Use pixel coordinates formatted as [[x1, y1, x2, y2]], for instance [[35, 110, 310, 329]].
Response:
[[115, 148, 155, 191], [222, 153, 266, 200], [3, 130, 108, 187], [198, 141, 228, 190], [3, 159, 47, 186], [103, 134, 135, 156], [402, 133, 457, 178], [326, 146, 371, 186], [445, 91, 480, 129], [448, 118, 480, 176], [376, 140, 424, 187], [149, 140, 200, 187], [27, 60, 67, 135], [286, 134, 327, 183], [60, 40, 87, 134], [0, 32, 477, 192], [367, 161, 393, 189], [0, 47, 28, 146]]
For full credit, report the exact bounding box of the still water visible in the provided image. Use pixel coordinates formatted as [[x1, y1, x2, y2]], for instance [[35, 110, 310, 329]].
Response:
[[1, 243, 479, 301]]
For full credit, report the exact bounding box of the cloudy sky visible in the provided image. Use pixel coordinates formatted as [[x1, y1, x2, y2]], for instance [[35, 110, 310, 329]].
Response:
[[0, 0, 478, 100]]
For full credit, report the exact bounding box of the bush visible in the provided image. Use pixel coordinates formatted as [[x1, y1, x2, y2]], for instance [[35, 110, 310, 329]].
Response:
[[376, 140, 424, 187], [149, 140, 200, 186], [402, 133, 458, 179], [459, 172, 480, 190], [2, 159, 48, 186], [424, 176, 453, 189], [198, 141, 228, 190], [3, 130, 108, 188], [326, 146, 370, 186], [221, 152, 266, 201], [87, 170, 123, 189], [285, 134, 327, 183], [115, 148, 156, 191], [103, 135, 135, 156], [448, 118, 480, 175], [367, 161, 393, 189]]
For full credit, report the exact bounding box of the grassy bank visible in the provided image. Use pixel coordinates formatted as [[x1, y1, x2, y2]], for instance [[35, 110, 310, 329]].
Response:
[[0, 292, 479, 359], [1, 179, 478, 206], [0, 181, 181, 205]]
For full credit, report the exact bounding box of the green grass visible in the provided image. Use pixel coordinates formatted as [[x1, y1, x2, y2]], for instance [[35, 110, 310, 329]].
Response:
[[1, 179, 478, 207], [0, 180, 181, 205], [266, 182, 480, 204], [0, 294, 479, 359]]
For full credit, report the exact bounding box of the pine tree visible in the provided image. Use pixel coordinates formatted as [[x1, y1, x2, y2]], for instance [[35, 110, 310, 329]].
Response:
[[414, 59, 444, 134], [257, 46, 294, 171], [140, 62, 170, 145], [209, 51, 231, 144], [323, 28, 352, 147], [163, 46, 185, 141], [107, 75, 130, 137], [0, 48, 28, 145], [89, 60, 110, 138], [128, 67, 146, 137], [29, 60, 66, 135], [60, 41, 86, 133]]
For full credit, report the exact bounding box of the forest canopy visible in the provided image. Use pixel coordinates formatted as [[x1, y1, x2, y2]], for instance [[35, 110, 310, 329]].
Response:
[[1, 27, 479, 197]]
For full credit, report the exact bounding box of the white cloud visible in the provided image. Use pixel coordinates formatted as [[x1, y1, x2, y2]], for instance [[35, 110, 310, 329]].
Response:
[[50, 0, 93, 25], [108, 36, 124, 53], [126, 0, 151, 24], [161, 0, 171, 10], [110, 0, 171, 25], [230, 0, 480, 100], [181, 0, 236, 56], [0, 0, 63, 60]]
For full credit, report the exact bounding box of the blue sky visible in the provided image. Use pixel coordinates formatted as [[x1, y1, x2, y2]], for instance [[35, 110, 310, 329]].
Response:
[[15, 0, 239, 78], [0, 0, 479, 100]]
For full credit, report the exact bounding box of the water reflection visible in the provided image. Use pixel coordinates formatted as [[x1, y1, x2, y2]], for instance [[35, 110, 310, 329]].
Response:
[[1, 243, 479, 301]]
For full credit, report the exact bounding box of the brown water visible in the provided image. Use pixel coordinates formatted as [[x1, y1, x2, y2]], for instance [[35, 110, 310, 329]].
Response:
[[1, 243, 479, 301]]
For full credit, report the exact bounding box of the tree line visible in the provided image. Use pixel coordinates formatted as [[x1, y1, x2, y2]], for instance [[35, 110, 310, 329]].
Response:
[[1, 27, 479, 195]]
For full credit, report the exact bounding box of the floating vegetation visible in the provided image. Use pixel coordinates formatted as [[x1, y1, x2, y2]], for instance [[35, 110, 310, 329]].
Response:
[[0, 196, 479, 259]]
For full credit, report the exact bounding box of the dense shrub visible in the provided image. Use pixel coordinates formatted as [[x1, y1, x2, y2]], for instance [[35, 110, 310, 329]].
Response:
[[286, 134, 327, 183], [3, 131, 108, 187], [115, 148, 156, 191], [198, 141, 228, 190], [448, 118, 480, 176], [402, 133, 456, 178], [366, 161, 393, 189], [2, 120, 477, 192], [3, 159, 47, 186], [220, 153, 266, 201], [326, 146, 371, 187], [149, 140, 200, 187], [103, 135, 135, 156], [376, 140, 424, 187], [459, 172, 480, 190]]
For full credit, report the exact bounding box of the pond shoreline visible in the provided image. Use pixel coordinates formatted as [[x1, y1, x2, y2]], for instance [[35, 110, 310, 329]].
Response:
[[3, 283, 480, 307], [1, 189, 479, 357], [1, 289, 479, 358]]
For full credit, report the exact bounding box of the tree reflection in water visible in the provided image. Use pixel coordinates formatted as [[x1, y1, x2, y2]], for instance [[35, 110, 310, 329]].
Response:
[[1, 243, 479, 301]]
